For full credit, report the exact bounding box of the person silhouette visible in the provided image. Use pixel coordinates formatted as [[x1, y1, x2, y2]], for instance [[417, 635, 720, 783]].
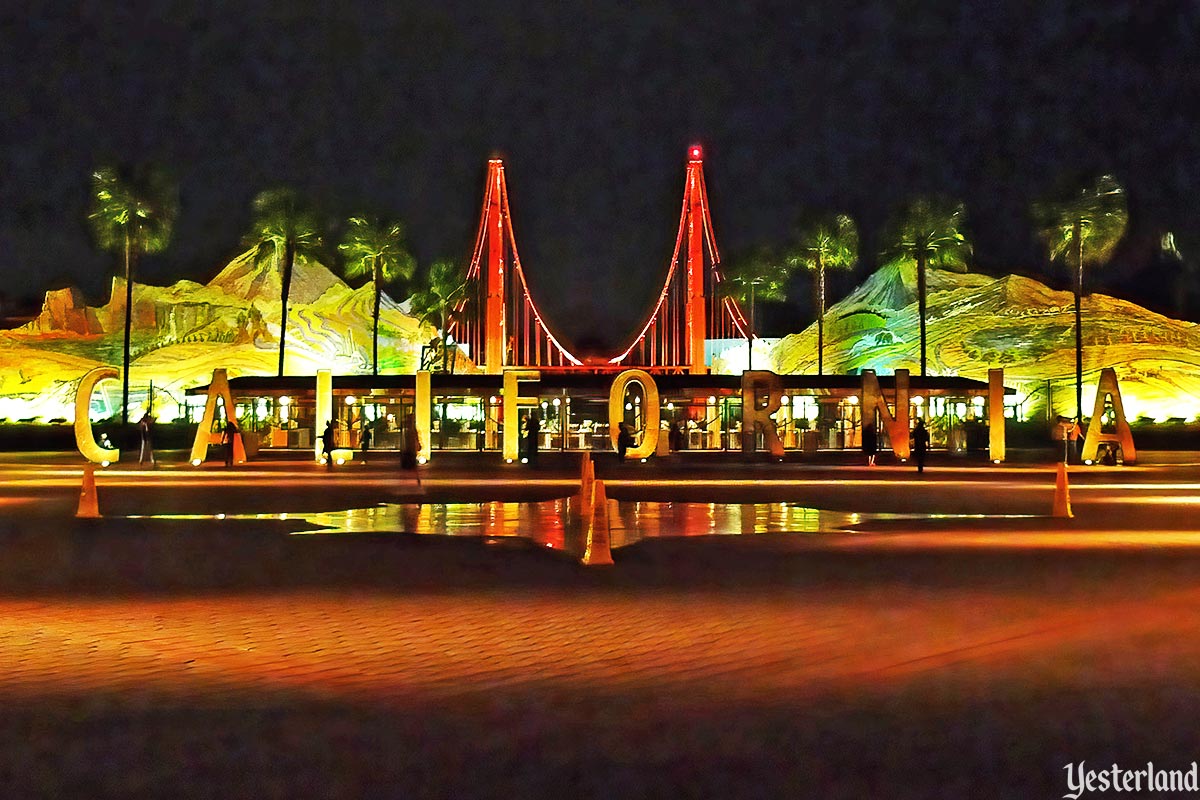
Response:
[[360, 424, 372, 465], [138, 412, 156, 467], [617, 423, 635, 463], [912, 418, 930, 473], [222, 419, 239, 468], [525, 410, 541, 467], [862, 418, 878, 467], [400, 413, 421, 487], [668, 421, 683, 453], [321, 421, 336, 470]]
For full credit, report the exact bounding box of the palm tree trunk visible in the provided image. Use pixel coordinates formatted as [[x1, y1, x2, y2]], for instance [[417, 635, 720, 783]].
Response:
[[917, 251, 927, 376], [440, 305, 449, 373], [816, 256, 826, 376], [372, 257, 381, 376], [748, 283, 756, 372], [277, 240, 295, 377], [1074, 220, 1084, 422], [121, 229, 135, 426]]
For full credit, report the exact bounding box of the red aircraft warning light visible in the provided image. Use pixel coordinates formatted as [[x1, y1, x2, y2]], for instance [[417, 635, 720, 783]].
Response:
[[689, 145, 703, 160]]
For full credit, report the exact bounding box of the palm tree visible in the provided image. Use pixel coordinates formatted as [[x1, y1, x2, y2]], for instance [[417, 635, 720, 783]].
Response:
[[338, 217, 416, 375], [409, 259, 470, 373], [87, 165, 177, 425], [1034, 175, 1127, 422], [885, 198, 970, 376], [788, 213, 858, 375], [721, 248, 792, 371], [243, 189, 324, 376]]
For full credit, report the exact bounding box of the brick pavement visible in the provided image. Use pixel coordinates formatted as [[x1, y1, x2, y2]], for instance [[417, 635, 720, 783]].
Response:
[[2, 454, 1200, 797], [0, 542, 1198, 798]]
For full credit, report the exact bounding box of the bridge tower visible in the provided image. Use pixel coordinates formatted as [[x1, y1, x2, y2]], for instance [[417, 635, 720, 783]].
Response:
[[483, 159, 506, 371], [684, 145, 707, 374], [453, 158, 582, 372]]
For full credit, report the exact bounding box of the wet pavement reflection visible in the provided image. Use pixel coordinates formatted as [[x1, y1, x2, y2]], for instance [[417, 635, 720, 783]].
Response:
[[130, 499, 899, 560], [126, 496, 1041, 561]]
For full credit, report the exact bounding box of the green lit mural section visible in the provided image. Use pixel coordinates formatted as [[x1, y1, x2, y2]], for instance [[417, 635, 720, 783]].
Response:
[[0, 250, 429, 423], [770, 260, 1200, 423]]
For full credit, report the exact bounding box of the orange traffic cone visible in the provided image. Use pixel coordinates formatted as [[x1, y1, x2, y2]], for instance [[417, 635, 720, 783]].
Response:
[[572, 454, 594, 526], [1052, 461, 1073, 519], [580, 453, 595, 493], [582, 479, 614, 566], [76, 463, 101, 519]]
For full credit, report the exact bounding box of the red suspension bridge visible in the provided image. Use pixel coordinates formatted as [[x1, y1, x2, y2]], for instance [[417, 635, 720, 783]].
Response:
[[449, 146, 750, 375]]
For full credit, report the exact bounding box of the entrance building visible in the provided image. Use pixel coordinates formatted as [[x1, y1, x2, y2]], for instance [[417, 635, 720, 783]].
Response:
[[185, 371, 1008, 457]]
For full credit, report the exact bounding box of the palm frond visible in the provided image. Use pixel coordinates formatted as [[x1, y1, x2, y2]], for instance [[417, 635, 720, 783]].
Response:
[[721, 248, 792, 304], [791, 212, 859, 272], [338, 216, 417, 286], [883, 197, 970, 270], [245, 187, 325, 262], [87, 164, 177, 254], [1033, 174, 1128, 270]]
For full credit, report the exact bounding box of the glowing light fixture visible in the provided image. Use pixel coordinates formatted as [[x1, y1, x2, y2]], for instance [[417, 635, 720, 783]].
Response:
[[192, 458, 202, 466], [689, 145, 703, 159], [279, 396, 290, 407], [346, 395, 357, 406]]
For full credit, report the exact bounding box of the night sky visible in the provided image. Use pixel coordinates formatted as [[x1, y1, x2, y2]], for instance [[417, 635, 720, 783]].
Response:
[[2, 2, 1199, 349]]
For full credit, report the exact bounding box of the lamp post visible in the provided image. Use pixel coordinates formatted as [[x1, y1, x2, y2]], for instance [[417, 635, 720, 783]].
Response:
[[740, 276, 766, 372]]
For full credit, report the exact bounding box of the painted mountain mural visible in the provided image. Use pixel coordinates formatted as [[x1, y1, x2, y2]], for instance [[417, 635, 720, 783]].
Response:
[[0, 250, 429, 422], [771, 261, 1200, 421], [2, 255, 1198, 424]]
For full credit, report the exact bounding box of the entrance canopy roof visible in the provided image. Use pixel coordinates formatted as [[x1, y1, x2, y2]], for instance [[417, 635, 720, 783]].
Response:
[[187, 372, 1012, 398]]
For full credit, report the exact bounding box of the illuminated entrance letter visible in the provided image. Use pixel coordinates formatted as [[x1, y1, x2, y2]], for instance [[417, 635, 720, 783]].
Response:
[[415, 370, 432, 463], [861, 369, 910, 460], [741, 371, 785, 458], [1080, 367, 1136, 465], [74, 366, 120, 464], [314, 369, 332, 463], [988, 368, 1006, 463], [188, 368, 238, 466], [502, 369, 541, 462], [608, 369, 660, 460]]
